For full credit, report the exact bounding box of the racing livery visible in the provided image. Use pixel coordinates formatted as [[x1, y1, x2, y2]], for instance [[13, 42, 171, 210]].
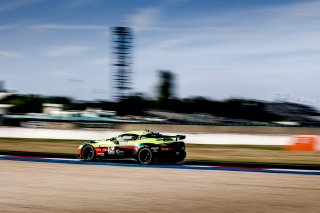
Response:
[[78, 130, 186, 164]]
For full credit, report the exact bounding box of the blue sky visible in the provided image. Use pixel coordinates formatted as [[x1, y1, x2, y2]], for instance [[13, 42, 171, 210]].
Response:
[[0, 0, 320, 107]]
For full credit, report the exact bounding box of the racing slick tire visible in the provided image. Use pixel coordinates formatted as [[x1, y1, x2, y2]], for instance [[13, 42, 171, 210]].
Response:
[[137, 147, 154, 165], [81, 145, 97, 161]]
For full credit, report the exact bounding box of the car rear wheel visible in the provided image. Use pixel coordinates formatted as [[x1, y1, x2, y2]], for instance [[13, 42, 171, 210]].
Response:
[[137, 148, 153, 165], [82, 145, 96, 161]]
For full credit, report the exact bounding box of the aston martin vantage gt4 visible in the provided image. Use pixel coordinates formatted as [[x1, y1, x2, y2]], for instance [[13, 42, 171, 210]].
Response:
[[78, 130, 186, 164]]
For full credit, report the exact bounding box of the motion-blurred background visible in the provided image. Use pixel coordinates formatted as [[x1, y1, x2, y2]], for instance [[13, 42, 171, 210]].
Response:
[[1, 0, 320, 127]]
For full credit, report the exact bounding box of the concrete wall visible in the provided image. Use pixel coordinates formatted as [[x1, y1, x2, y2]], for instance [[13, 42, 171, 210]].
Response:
[[0, 127, 292, 145]]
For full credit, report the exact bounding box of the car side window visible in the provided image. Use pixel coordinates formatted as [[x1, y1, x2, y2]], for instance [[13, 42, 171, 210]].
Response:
[[119, 134, 138, 141]]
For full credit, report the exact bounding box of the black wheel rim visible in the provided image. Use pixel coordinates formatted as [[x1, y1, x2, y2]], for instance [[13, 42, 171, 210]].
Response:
[[139, 149, 152, 164], [83, 147, 94, 160]]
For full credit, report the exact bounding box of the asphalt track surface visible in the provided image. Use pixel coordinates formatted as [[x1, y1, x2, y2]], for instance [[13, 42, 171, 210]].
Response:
[[1, 157, 320, 212], [0, 155, 320, 175]]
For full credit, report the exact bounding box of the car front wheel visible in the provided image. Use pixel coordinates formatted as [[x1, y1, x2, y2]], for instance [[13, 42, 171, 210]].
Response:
[[137, 148, 153, 165], [82, 145, 96, 161]]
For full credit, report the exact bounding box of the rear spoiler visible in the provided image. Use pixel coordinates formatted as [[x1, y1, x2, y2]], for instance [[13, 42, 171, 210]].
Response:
[[166, 135, 185, 141], [153, 134, 186, 141], [176, 135, 186, 140]]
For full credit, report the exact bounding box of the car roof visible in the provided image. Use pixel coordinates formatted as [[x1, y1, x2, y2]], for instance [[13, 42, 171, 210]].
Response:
[[122, 130, 154, 136]]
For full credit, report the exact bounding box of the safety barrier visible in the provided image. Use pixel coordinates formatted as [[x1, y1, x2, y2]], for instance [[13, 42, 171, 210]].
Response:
[[0, 127, 290, 145]]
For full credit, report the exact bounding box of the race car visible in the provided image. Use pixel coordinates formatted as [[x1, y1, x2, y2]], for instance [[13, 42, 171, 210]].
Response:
[[78, 130, 186, 165]]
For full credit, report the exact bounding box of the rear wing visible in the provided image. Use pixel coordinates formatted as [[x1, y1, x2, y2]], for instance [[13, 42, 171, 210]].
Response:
[[163, 135, 186, 141], [176, 135, 186, 140]]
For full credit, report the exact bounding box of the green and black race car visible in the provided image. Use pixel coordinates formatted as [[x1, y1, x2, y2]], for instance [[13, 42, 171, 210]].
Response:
[[78, 130, 186, 164]]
